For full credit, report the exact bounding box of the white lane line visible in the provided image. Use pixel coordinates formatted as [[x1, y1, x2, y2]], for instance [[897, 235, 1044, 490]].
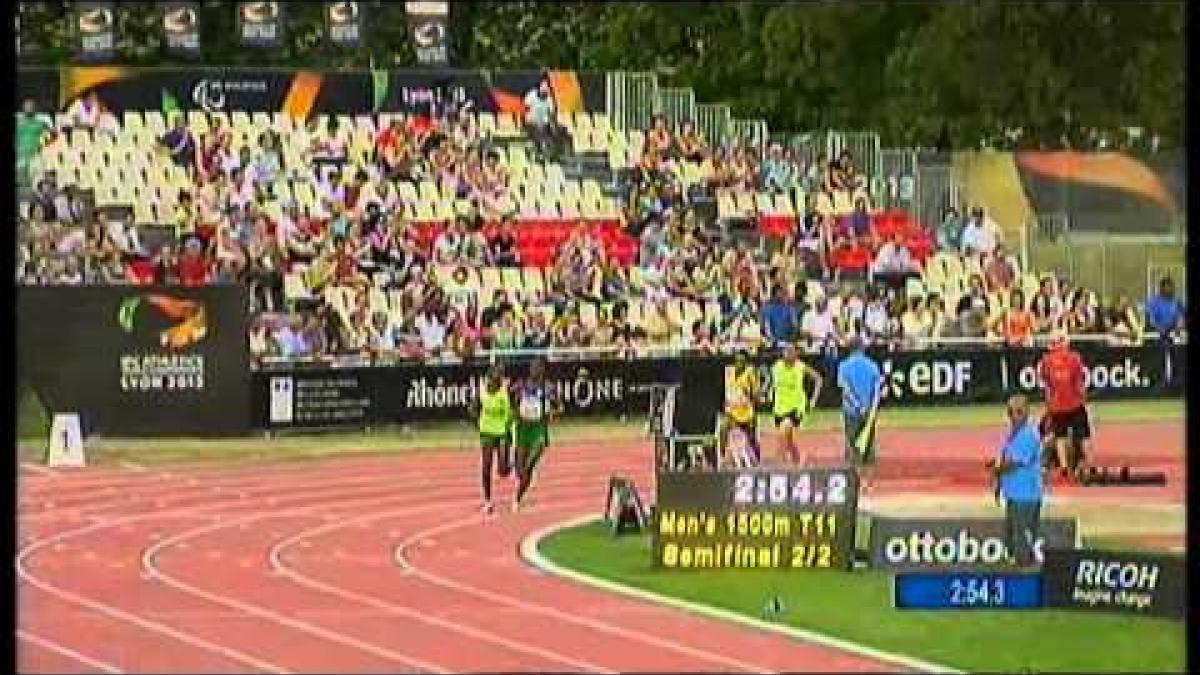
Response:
[[21, 462, 55, 477], [267, 481, 618, 672], [393, 502, 776, 674], [521, 514, 962, 675], [119, 461, 149, 472], [17, 628, 124, 674]]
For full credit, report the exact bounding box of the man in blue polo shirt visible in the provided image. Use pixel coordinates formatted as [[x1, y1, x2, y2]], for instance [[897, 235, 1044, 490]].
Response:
[[1145, 276, 1185, 392], [987, 395, 1044, 567], [837, 337, 882, 484]]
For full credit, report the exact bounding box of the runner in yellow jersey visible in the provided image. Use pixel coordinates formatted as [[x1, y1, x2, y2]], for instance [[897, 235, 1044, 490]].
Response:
[[469, 364, 513, 514], [771, 343, 824, 465], [721, 351, 762, 467]]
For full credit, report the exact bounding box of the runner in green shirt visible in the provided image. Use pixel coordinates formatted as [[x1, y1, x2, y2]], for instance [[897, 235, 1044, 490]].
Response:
[[510, 358, 561, 511], [469, 364, 513, 514], [771, 343, 823, 465], [16, 100, 53, 189]]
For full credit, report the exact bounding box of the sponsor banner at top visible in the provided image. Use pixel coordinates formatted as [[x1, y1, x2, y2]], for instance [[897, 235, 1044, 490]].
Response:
[[1042, 548, 1185, 619], [75, 1, 116, 62], [161, 1, 201, 59], [868, 517, 1079, 571], [405, 1, 450, 66], [325, 1, 364, 49], [238, 1, 283, 48]]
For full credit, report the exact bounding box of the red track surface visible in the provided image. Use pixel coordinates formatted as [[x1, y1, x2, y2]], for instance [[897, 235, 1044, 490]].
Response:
[[17, 422, 1183, 674]]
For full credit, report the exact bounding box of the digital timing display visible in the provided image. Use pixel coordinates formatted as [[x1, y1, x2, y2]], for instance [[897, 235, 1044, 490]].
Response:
[[894, 573, 1042, 609], [653, 468, 859, 571]]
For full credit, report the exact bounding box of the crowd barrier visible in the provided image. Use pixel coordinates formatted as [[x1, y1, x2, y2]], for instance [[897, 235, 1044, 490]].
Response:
[[255, 342, 1186, 433]]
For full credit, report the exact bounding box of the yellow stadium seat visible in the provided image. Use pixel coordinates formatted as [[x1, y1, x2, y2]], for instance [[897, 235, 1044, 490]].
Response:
[[756, 193, 774, 215], [558, 195, 581, 219], [591, 113, 610, 132], [774, 192, 796, 217], [122, 110, 143, 130], [477, 112, 497, 135], [496, 113, 519, 138]]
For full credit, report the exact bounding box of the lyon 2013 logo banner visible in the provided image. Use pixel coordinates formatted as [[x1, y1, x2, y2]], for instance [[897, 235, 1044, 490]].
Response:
[[325, 1, 363, 49], [160, 1, 200, 59]]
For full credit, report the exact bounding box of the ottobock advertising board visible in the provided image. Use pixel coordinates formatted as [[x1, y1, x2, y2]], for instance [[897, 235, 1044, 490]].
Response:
[[1041, 548, 1185, 620], [867, 516, 1079, 571], [18, 285, 251, 436]]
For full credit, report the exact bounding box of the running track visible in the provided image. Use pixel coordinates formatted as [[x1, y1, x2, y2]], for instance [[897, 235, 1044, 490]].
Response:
[[17, 422, 1183, 673]]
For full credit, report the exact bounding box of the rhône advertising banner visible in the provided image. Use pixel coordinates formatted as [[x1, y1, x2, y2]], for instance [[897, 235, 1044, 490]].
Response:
[[18, 285, 251, 436], [867, 517, 1079, 571], [1042, 549, 1185, 619], [255, 357, 679, 430]]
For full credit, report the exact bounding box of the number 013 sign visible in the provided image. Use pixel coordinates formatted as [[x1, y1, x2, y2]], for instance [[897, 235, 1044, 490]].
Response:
[[653, 468, 859, 571]]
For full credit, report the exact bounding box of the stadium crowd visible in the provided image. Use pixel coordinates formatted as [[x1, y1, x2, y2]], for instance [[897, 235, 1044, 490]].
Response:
[[15, 92, 1180, 365]]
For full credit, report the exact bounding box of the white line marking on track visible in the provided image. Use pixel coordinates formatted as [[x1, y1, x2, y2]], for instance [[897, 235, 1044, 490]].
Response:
[[17, 628, 124, 674], [119, 461, 148, 472], [521, 514, 962, 675], [392, 500, 776, 674], [268, 499, 614, 673]]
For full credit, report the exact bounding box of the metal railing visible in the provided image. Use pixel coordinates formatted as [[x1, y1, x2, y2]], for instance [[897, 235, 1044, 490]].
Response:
[[655, 86, 696, 133], [252, 331, 1184, 368], [606, 70, 658, 133], [694, 103, 731, 148]]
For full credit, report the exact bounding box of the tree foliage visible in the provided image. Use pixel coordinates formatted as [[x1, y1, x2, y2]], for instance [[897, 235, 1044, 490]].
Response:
[[18, 1, 1183, 148]]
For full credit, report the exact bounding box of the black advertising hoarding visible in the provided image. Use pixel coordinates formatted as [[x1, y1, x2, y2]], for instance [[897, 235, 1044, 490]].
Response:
[[18, 3, 44, 61], [405, 1, 450, 66], [867, 517, 1079, 571], [238, 1, 283, 48], [1042, 549, 1185, 620], [325, 1, 364, 49], [1000, 342, 1168, 402], [376, 70, 607, 117], [18, 285, 251, 436], [654, 468, 859, 570], [252, 342, 1185, 432], [255, 357, 676, 430], [55, 68, 372, 119], [74, 1, 116, 62], [161, 1, 201, 59], [17, 68, 59, 112]]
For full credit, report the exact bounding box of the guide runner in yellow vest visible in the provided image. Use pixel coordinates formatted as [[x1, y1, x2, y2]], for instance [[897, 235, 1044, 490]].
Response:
[[721, 351, 762, 466], [471, 364, 513, 515], [771, 343, 824, 465]]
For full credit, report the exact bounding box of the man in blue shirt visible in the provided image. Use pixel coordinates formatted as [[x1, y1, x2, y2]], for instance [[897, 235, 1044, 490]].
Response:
[[760, 285, 799, 349], [987, 395, 1044, 567], [836, 337, 883, 480], [1145, 276, 1185, 392]]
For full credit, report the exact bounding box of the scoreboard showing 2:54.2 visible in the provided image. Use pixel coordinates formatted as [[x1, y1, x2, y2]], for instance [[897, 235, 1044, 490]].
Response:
[[653, 468, 859, 571]]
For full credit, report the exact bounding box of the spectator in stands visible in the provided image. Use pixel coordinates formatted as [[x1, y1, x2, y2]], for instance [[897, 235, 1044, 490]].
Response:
[[1146, 276, 1185, 342], [1064, 286, 1100, 335], [273, 313, 311, 359], [677, 120, 706, 162], [984, 245, 1016, 293], [176, 237, 210, 286], [647, 114, 673, 157], [872, 231, 920, 292], [956, 273, 992, 317], [761, 143, 793, 193], [760, 284, 799, 349], [960, 206, 999, 256], [899, 296, 930, 349], [432, 216, 466, 265], [1029, 275, 1063, 334], [839, 289, 866, 340], [17, 99, 53, 189], [793, 199, 826, 277], [862, 289, 891, 346], [159, 115, 197, 171], [523, 79, 564, 161], [64, 91, 118, 136], [998, 288, 1035, 347], [489, 212, 521, 267], [846, 197, 872, 241], [936, 206, 963, 252], [414, 301, 449, 357], [1106, 294, 1144, 346]]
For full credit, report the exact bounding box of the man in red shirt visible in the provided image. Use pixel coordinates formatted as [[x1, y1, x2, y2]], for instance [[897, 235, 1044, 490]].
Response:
[[1037, 332, 1090, 482]]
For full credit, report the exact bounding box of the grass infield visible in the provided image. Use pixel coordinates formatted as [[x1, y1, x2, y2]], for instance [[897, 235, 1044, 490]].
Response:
[[539, 521, 1186, 673]]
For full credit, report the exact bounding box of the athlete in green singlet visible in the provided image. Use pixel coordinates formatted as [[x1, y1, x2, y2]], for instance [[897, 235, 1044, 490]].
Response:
[[771, 344, 823, 465], [511, 358, 560, 511], [470, 364, 513, 514]]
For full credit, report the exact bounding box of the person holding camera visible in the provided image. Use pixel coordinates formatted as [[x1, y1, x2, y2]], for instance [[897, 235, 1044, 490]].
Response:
[[986, 395, 1044, 568]]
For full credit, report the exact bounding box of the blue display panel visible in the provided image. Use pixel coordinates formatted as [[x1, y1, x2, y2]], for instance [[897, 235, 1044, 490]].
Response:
[[894, 573, 1043, 609]]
